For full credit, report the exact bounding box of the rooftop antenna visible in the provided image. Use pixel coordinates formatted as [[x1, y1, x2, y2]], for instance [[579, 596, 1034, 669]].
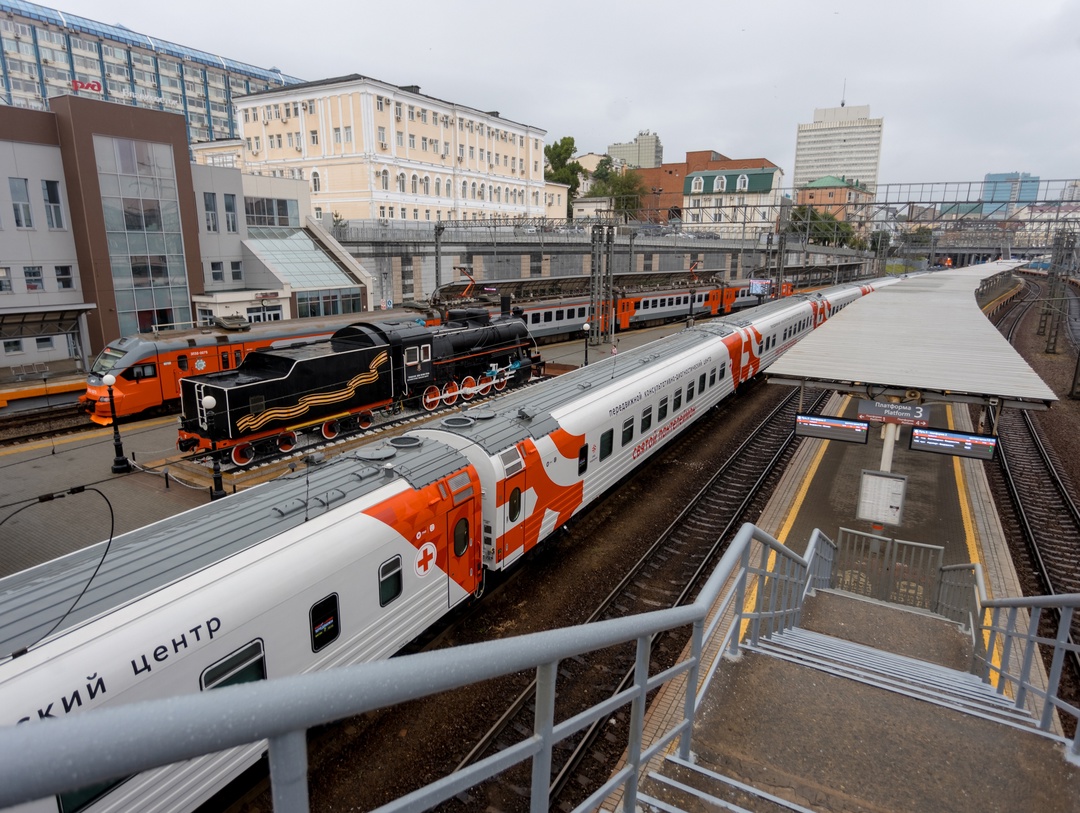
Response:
[[841, 79, 846, 107]]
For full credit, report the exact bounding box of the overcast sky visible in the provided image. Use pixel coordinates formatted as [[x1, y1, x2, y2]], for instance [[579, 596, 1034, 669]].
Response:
[[52, 0, 1080, 186]]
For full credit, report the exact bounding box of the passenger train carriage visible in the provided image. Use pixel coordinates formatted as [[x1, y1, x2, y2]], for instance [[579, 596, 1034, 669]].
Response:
[[0, 276, 899, 813]]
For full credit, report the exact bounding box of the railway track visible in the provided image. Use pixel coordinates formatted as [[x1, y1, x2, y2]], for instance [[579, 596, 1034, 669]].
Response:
[[445, 385, 829, 813], [986, 278, 1080, 724], [0, 404, 91, 446]]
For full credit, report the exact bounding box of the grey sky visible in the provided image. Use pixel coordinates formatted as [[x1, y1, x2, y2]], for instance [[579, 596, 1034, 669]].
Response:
[[54, 0, 1080, 186]]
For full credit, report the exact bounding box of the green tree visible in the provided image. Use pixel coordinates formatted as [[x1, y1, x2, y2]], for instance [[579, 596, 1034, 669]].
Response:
[[591, 155, 614, 185], [586, 169, 650, 218], [788, 205, 858, 248], [544, 136, 584, 206]]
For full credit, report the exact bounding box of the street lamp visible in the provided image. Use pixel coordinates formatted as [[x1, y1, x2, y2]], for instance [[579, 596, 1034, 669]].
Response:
[[582, 322, 590, 367], [201, 395, 227, 501], [101, 374, 130, 474]]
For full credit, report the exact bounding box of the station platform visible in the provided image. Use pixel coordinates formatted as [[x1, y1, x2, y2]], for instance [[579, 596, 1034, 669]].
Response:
[[604, 391, 1080, 811]]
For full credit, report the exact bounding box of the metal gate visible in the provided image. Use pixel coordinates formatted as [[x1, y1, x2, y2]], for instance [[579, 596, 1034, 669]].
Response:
[[832, 527, 944, 610]]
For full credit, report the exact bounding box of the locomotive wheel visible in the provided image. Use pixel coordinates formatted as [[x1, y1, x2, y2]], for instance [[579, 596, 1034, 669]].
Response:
[[321, 420, 340, 440], [460, 375, 478, 401], [358, 411, 373, 430], [277, 432, 297, 453], [231, 443, 255, 467], [422, 385, 442, 412], [477, 375, 494, 396], [442, 381, 460, 406], [493, 371, 509, 391]]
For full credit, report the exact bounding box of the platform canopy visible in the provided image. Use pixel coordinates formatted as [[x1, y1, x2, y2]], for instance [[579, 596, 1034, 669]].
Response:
[[767, 263, 1057, 411]]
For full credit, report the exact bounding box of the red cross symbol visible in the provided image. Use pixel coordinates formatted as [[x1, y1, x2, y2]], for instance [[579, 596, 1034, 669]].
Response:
[[415, 542, 438, 577]]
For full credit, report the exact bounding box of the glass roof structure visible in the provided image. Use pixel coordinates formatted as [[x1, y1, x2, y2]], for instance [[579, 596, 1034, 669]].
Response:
[[2, 0, 302, 84], [245, 228, 359, 290]]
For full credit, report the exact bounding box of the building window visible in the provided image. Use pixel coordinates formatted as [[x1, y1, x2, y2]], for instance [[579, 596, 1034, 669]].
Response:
[[394, 102, 402, 119], [210, 261, 224, 282], [42, 180, 64, 229], [4, 339, 23, 354], [9, 178, 32, 228], [310, 130, 319, 146], [55, 265, 73, 289], [691, 177, 704, 193], [0, 268, 10, 293], [231, 261, 242, 281], [203, 192, 218, 232], [312, 171, 321, 193], [378, 125, 386, 143], [397, 173, 406, 193], [411, 175, 418, 194], [314, 206, 323, 219], [381, 170, 389, 190], [344, 126, 352, 143], [713, 176, 726, 193], [224, 194, 238, 232], [377, 96, 384, 112], [435, 178, 441, 196], [333, 127, 341, 144], [408, 134, 415, 149], [737, 174, 749, 191], [23, 266, 44, 291], [396, 131, 404, 147]]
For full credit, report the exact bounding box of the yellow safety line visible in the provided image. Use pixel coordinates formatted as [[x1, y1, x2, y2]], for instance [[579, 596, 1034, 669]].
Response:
[[947, 404, 1006, 691]]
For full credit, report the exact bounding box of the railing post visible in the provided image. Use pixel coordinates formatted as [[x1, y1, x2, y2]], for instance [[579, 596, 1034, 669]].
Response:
[[730, 544, 750, 653], [679, 618, 705, 761], [1040, 607, 1073, 732], [268, 730, 310, 813], [621, 634, 652, 813], [1015, 607, 1042, 711], [530, 660, 557, 813]]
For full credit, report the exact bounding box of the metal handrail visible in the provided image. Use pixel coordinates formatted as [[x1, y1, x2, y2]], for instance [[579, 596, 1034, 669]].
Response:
[[0, 522, 807, 813]]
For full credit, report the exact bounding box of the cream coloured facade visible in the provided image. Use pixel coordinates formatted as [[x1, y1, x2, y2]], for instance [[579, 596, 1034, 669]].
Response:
[[218, 75, 547, 223]]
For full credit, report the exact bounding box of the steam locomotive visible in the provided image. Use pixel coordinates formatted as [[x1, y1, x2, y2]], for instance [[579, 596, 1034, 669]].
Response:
[[176, 309, 543, 465]]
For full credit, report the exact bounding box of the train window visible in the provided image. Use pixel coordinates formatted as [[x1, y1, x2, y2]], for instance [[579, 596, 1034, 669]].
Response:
[[699, 373, 706, 393], [178, 354, 189, 372], [577, 444, 588, 475], [379, 556, 403, 606], [201, 640, 266, 690], [508, 487, 522, 522], [599, 428, 613, 461], [234, 350, 242, 367], [251, 396, 266, 414], [709, 369, 716, 387], [544, 312, 553, 323], [310, 594, 340, 652], [687, 381, 695, 402], [453, 518, 469, 557], [622, 417, 634, 446], [578, 307, 587, 318], [719, 363, 726, 379], [220, 351, 231, 370], [642, 300, 650, 310], [673, 388, 682, 410], [555, 309, 564, 321], [405, 346, 420, 366], [121, 363, 157, 380], [421, 345, 432, 362], [658, 396, 669, 421], [641, 405, 653, 433], [531, 313, 540, 324]]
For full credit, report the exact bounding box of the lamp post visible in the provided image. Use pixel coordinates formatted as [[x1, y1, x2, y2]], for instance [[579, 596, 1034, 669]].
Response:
[[201, 395, 226, 501], [582, 322, 590, 367], [101, 374, 131, 474]]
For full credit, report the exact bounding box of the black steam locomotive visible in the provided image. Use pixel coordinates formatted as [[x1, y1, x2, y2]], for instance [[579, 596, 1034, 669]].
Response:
[[177, 309, 542, 465]]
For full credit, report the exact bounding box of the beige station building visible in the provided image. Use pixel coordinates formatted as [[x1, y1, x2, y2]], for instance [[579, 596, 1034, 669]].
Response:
[[193, 75, 550, 224]]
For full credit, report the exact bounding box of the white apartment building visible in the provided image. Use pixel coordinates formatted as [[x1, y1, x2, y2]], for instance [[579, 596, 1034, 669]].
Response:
[[792, 105, 883, 193], [223, 75, 548, 223]]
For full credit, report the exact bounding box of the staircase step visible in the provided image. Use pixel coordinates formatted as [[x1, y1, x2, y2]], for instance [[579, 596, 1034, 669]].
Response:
[[746, 627, 1034, 727]]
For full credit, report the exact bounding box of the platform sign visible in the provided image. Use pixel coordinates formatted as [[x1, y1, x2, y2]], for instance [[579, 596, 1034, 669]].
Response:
[[909, 427, 997, 461], [856, 470, 907, 526], [795, 414, 869, 444], [748, 279, 772, 296], [857, 399, 930, 427]]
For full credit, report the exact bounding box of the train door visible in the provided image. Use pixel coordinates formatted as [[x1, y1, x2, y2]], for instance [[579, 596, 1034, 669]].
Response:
[[446, 501, 480, 606]]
